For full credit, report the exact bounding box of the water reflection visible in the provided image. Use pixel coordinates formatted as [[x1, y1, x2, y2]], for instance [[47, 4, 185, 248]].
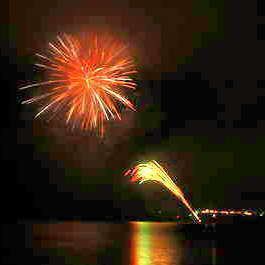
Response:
[[31, 221, 215, 265], [33, 222, 126, 265], [130, 222, 182, 265]]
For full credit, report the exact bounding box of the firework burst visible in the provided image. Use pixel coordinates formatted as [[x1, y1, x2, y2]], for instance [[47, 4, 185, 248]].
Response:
[[125, 160, 201, 223], [19, 33, 137, 136]]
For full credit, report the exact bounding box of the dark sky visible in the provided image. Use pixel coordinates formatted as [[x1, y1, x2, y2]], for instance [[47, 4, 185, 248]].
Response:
[[9, 0, 216, 78], [2, 0, 265, 221]]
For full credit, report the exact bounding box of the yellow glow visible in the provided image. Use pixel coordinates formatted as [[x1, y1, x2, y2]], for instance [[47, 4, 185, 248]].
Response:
[[130, 222, 181, 265], [125, 160, 201, 223]]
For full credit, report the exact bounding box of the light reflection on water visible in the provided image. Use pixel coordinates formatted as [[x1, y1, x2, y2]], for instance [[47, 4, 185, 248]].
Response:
[[130, 222, 182, 265], [31, 221, 216, 265]]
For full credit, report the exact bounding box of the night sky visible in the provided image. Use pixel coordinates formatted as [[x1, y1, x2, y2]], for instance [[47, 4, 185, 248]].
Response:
[[2, 0, 265, 221]]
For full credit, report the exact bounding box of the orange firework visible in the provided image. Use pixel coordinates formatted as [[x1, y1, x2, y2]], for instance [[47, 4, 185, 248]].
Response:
[[19, 33, 137, 136]]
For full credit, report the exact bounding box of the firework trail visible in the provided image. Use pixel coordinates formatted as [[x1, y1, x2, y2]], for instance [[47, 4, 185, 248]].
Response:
[[19, 33, 137, 136], [124, 160, 201, 223]]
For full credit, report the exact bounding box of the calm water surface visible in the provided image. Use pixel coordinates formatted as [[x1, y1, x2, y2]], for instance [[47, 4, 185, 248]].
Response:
[[23, 222, 219, 265]]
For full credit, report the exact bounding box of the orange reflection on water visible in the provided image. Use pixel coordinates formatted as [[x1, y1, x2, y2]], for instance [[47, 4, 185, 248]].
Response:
[[130, 222, 182, 265]]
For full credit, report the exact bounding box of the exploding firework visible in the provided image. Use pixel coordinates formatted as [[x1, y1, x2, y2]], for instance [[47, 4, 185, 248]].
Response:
[[19, 33, 137, 136], [125, 160, 201, 223]]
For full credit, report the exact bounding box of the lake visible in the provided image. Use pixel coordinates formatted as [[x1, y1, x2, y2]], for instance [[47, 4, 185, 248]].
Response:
[[3, 221, 263, 264]]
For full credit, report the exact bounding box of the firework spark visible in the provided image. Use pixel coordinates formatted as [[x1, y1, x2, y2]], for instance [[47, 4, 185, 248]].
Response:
[[125, 160, 201, 223], [19, 33, 137, 136]]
